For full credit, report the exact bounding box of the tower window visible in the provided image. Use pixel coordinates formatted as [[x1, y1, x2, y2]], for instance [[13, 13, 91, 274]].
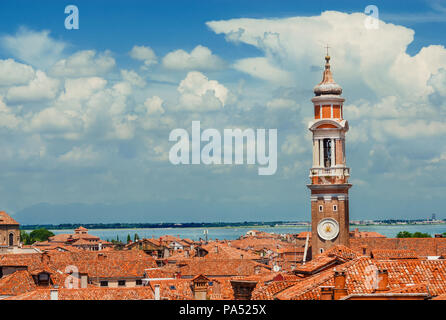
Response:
[[320, 248, 324, 254], [333, 205, 338, 212], [323, 139, 332, 168], [319, 205, 323, 212]]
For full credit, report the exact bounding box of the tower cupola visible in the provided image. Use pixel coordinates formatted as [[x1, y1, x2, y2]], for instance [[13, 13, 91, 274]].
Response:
[[313, 55, 343, 96]]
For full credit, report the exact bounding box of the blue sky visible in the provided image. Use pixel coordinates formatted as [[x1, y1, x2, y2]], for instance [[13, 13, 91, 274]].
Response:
[[0, 0, 445, 224]]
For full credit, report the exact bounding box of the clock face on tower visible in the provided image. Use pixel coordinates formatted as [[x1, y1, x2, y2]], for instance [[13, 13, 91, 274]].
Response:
[[317, 218, 340, 241]]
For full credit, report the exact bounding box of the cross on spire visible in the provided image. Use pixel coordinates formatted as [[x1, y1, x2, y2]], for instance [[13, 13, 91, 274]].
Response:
[[325, 44, 331, 57]]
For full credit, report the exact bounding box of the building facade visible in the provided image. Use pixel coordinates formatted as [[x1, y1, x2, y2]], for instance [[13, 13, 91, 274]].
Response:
[[0, 211, 20, 247], [308, 54, 352, 255]]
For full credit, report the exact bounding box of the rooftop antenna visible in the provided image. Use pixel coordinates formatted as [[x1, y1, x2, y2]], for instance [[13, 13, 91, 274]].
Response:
[[302, 220, 311, 265], [203, 229, 208, 244]]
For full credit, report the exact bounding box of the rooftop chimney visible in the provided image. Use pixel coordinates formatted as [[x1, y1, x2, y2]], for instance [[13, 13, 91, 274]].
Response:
[[154, 284, 160, 300], [376, 269, 389, 292], [50, 286, 59, 301], [333, 270, 348, 300], [193, 277, 209, 300], [97, 253, 106, 260], [254, 265, 261, 275], [214, 246, 218, 253], [230, 280, 258, 300], [41, 252, 50, 264], [320, 286, 334, 300]]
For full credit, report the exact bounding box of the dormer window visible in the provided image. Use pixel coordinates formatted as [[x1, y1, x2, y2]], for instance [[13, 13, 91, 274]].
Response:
[[35, 272, 51, 286]]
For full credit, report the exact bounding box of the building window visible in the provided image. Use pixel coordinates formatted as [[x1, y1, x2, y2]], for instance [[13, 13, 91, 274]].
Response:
[[118, 280, 126, 287], [333, 205, 338, 212], [8, 233, 14, 246], [323, 139, 332, 168], [320, 248, 324, 254], [100, 281, 108, 287], [136, 280, 143, 286], [319, 205, 323, 212]]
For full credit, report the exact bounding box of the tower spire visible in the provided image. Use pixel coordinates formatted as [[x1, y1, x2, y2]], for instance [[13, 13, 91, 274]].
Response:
[[313, 52, 342, 96]]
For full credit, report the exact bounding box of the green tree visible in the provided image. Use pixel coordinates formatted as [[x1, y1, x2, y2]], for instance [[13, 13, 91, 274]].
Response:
[[20, 230, 31, 245], [134, 233, 140, 242], [397, 231, 412, 238], [397, 231, 431, 238], [29, 228, 55, 243], [412, 232, 431, 238], [127, 234, 131, 244]]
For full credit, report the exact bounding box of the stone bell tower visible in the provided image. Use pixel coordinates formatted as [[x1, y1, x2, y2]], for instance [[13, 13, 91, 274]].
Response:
[[307, 54, 352, 256]]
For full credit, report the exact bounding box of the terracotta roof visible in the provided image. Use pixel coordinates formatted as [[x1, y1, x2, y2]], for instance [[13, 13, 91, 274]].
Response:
[[350, 229, 386, 238], [386, 283, 429, 294], [7, 287, 155, 300], [178, 259, 271, 277], [144, 268, 176, 279], [296, 232, 312, 239], [371, 249, 419, 260], [252, 280, 300, 300], [0, 250, 158, 280], [0, 270, 37, 296], [229, 237, 296, 254], [350, 238, 446, 257], [0, 211, 19, 225], [199, 243, 260, 260], [295, 245, 359, 275], [147, 279, 193, 300], [276, 257, 446, 300]]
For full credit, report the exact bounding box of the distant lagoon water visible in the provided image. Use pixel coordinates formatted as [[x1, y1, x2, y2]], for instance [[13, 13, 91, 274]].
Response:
[[44, 224, 446, 242]]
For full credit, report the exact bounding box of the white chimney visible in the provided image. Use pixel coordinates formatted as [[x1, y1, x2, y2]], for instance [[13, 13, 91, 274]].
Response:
[[50, 286, 59, 300], [154, 284, 160, 300]]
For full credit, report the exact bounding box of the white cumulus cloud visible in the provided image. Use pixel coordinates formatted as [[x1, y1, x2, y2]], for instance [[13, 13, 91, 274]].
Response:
[[178, 71, 229, 111], [0, 59, 35, 86], [162, 45, 225, 70], [1, 28, 66, 70], [50, 50, 116, 77], [130, 45, 157, 68], [6, 71, 59, 102]]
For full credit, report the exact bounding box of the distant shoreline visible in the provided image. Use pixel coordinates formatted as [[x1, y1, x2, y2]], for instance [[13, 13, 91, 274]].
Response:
[[20, 221, 446, 231]]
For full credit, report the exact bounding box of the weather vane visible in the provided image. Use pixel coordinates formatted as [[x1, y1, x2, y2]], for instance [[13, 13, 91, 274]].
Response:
[[325, 44, 331, 56]]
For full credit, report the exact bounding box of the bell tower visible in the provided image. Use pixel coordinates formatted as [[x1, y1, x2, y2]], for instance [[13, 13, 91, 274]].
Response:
[[307, 54, 352, 256]]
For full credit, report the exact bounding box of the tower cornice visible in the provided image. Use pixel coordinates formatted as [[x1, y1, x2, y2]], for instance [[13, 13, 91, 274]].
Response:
[[308, 119, 349, 132], [307, 183, 352, 191], [311, 95, 345, 104]]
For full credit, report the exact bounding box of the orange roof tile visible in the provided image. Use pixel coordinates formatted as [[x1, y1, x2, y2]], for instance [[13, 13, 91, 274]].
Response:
[[371, 249, 419, 260], [7, 287, 155, 300], [0, 270, 36, 296], [0, 211, 19, 225], [275, 257, 446, 300]]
